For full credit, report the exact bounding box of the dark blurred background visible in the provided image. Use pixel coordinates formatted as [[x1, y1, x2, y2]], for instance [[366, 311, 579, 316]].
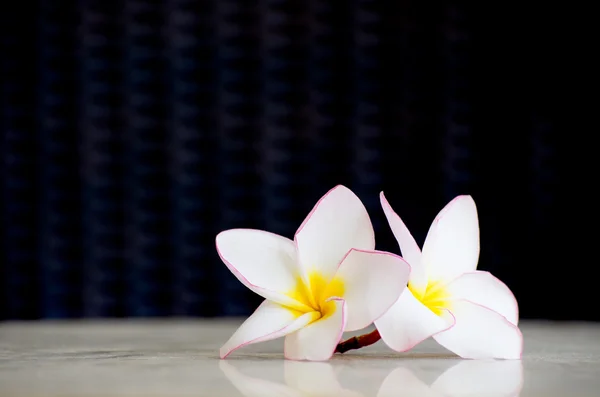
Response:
[[1, 2, 583, 321]]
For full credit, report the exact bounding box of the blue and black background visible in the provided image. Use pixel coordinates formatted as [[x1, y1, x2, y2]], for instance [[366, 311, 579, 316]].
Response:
[[1, 2, 586, 320]]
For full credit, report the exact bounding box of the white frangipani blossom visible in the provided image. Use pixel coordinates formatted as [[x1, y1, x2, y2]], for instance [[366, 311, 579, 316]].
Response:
[[217, 185, 411, 361], [375, 193, 522, 359]]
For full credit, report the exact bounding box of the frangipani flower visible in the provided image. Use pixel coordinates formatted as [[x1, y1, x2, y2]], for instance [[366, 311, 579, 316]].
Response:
[[217, 185, 411, 361], [374, 193, 523, 359]]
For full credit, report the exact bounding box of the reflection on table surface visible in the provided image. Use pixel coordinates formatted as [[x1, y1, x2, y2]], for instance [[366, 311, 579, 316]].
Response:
[[1, 320, 600, 396], [220, 358, 522, 397]]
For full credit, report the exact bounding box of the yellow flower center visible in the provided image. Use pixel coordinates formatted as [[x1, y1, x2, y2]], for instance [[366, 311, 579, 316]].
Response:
[[286, 271, 345, 320], [409, 279, 451, 316]]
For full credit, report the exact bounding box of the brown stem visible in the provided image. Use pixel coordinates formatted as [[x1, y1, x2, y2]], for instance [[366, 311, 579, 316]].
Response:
[[335, 329, 381, 354]]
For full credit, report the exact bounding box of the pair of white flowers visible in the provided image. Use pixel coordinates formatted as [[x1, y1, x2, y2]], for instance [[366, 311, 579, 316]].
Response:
[[217, 185, 522, 361]]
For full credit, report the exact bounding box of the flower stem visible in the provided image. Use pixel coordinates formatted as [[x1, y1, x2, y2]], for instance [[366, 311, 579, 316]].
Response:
[[335, 329, 381, 354]]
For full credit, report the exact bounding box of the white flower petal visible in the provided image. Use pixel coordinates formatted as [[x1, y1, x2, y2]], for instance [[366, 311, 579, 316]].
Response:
[[445, 271, 519, 325], [375, 289, 453, 352], [295, 185, 375, 283], [433, 300, 523, 359], [219, 361, 304, 397], [377, 367, 439, 397], [216, 229, 312, 312], [284, 298, 347, 361], [380, 192, 427, 293], [431, 360, 524, 396], [220, 300, 320, 359], [421, 195, 480, 282], [333, 248, 410, 331]]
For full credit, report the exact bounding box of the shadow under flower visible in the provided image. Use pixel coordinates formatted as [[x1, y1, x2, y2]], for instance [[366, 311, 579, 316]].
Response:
[[220, 358, 523, 397]]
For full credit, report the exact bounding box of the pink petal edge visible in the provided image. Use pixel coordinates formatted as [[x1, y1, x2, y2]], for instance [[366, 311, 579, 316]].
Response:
[[283, 297, 347, 361], [462, 299, 524, 359], [427, 195, 477, 239], [220, 317, 297, 359], [379, 191, 422, 254], [437, 299, 524, 360], [379, 191, 428, 292], [219, 302, 312, 359], [453, 271, 520, 325], [293, 185, 375, 249], [334, 248, 412, 325], [215, 228, 298, 300], [391, 307, 457, 353]]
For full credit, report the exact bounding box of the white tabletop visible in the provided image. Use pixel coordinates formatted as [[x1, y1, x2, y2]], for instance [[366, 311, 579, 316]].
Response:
[[1, 319, 599, 396]]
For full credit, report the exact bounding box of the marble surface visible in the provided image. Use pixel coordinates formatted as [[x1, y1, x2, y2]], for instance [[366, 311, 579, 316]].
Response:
[[1, 320, 599, 397]]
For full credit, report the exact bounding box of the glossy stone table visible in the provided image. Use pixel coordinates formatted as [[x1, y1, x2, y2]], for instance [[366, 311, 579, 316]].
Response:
[[1, 319, 599, 396]]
